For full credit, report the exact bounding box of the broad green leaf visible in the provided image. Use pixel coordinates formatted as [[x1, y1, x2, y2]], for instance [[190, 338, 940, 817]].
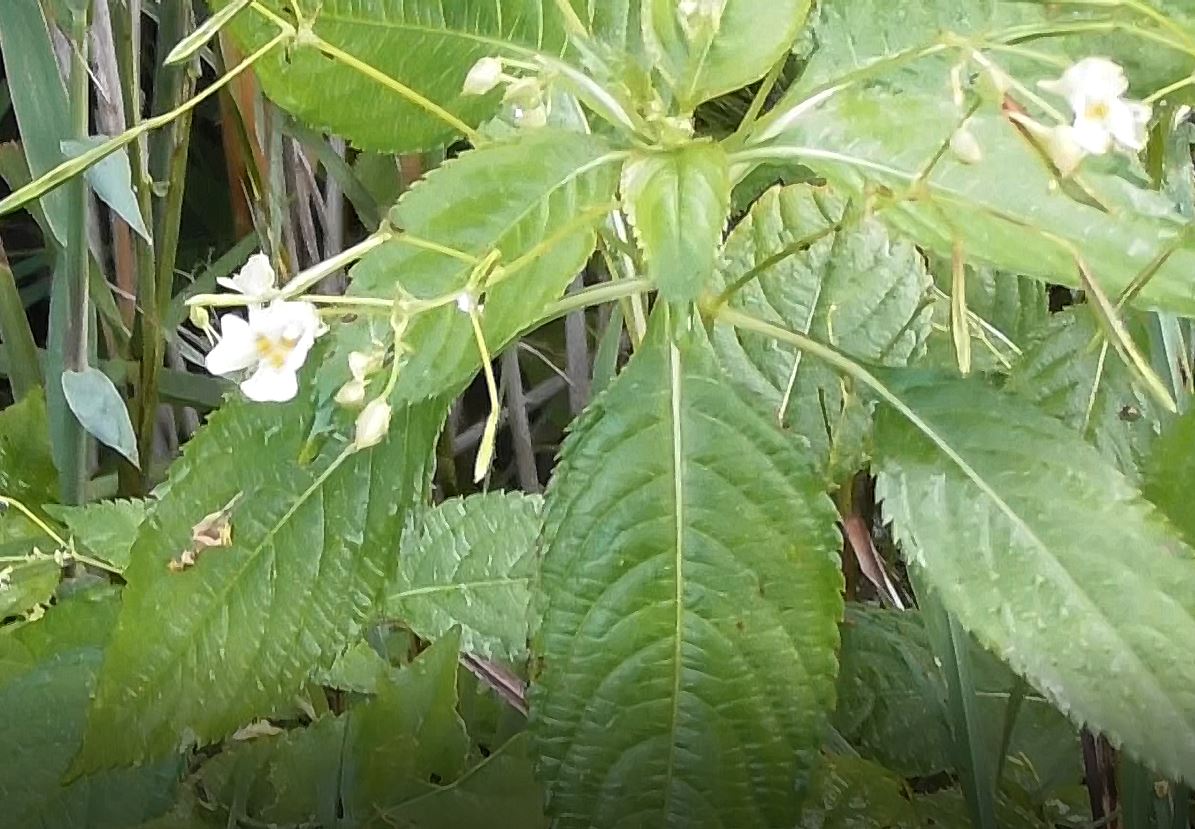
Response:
[[622, 141, 729, 302], [1008, 308, 1165, 481], [74, 385, 447, 771], [641, 0, 813, 111], [386, 491, 541, 661], [343, 629, 469, 817], [61, 138, 152, 242], [874, 371, 1195, 784], [1144, 406, 1195, 547], [756, 89, 1195, 316], [335, 130, 620, 405], [712, 184, 932, 472], [379, 733, 547, 829], [834, 604, 952, 777], [0, 391, 59, 507], [787, 0, 1032, 97], [215, 0, 577, 152], [61, 367, 141, 467], [45, 499, 148, 574], [0, 587, 181, 829], [533, 316, 842, 828]]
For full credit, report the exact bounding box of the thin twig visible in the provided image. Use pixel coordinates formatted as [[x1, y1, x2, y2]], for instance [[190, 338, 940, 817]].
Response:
[[501, 346, 541, 493]]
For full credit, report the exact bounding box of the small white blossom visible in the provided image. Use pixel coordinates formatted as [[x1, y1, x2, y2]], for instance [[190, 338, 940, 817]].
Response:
[[354, 398, 392, 449], [335, 350, 382, 407], [503, 78, 549, 129], [1039, 57, 1151, 155], [217, 252, 277, 301], [205, 299, 324, 402], [463, 57, 504, 96], [455, 291, 479, 314]]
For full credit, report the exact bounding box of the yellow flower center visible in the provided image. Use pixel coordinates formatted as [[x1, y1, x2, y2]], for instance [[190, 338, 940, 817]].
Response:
[[255, 334, 299, 369], [1085, 100, 1111, 121]]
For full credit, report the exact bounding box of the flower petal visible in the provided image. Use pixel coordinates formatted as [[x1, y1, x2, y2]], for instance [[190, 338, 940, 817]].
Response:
[[1069, 117, 1113, 155], [240, 365, 299, 402], [205, 315, 258, 376], [232, 253, 277, 297], [1109, 100, 1151, 151]]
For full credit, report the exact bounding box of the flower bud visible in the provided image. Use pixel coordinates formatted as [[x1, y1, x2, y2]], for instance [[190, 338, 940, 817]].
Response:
[[949, 125, 983, 165], [335, 378, 367, 407], [354, 398, 392, 449], [463, 57, 503, 96], [189, 304, 211, 330]]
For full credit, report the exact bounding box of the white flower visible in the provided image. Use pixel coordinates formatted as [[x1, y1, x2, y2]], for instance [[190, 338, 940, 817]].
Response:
[[463, 57, 504, 96], [205, 299, 324, 402], [1039, 57, 1151, 154], [679, 0, 723, 34], [354, 398, 392, 449], [217, 252, 277, 301]]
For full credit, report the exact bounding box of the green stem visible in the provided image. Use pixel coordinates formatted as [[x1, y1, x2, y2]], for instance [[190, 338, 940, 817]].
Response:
[[536, 278, 653, 328], [61, 6, 92, 506]]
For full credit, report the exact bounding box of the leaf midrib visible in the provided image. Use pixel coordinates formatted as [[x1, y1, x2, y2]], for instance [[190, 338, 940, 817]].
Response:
[[662, 339, 686, 819]]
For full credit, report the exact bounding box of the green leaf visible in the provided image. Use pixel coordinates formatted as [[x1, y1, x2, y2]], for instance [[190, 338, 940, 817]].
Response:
[[215, 0, 576, 152], [641, 0, 813, 111], [0, 391, 58, 507], [915, 573, 998, 829], [622, 141, 730, 303], [61, 367, 140, 467], [73, 386, 447, 771], [874, 371, 1195, 784], [61, 138, 152, 243], [386, 491, 541, 661], [1008, 308, 1165, 481], [379, 732, 547, 829], [787, 0, 1030, 97], [533, 315, 842, 828], [712, 183, 932, 472], [196, 637, 542, 828], [801, 755, 921, 828], [1144, 406, 1195, 547], [0, 0, 70, 243], [0, 557, 60, 619], [335, 130, 619, 405], [0, 587, 181, 829], [44, 499, 147, 574], [343, 629, 470, 817], [756, 89, 1195, 315], [315, 639, 392, 693], [192, 714, 346, 827], [834, 604, 952, 777]]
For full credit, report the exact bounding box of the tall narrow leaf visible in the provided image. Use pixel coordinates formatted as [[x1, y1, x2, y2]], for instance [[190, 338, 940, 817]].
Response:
[[533, 317, 842, 828]]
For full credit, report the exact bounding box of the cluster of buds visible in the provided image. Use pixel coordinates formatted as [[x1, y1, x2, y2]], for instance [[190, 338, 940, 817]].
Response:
[[462, 57, 550, 129]]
